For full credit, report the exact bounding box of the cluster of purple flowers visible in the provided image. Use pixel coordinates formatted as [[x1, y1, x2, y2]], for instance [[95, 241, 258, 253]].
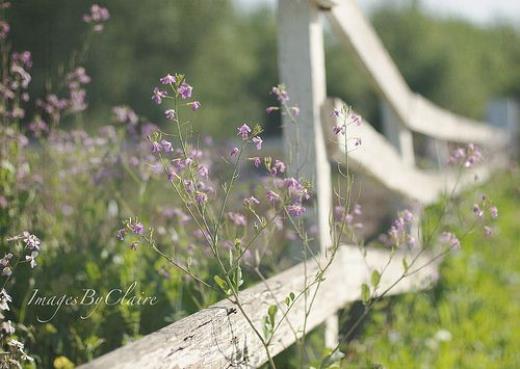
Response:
[[379, 209, 416, 248], [5, 232, 41, 269], [0, 47, 32, 121], [331, 105, 362, 137], [334, 204, 363, 231], [448, 143, 482, 168], [152, 73, 201, 118], [83, 4, 110, 32], [266, 84, 300, 117], [472, 194, 498, 237]]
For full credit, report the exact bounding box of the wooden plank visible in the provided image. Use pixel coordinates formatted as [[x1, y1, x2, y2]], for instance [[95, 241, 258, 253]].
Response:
[[277, 0, 333, 254], [324, 98, 500, 205], [326, 0, 507, 146], [381, 101, 415, 167], [77, 245, 438, 369], [277, 0, 337, 346]]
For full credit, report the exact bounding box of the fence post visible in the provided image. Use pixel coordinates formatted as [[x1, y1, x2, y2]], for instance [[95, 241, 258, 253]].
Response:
[[486, 98, 519, 158], [277, 0, 337, 348], [380, 101, 415, 166]]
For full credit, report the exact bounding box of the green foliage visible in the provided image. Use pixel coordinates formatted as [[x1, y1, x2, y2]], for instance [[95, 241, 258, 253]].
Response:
[[343, 169, 520, 368]]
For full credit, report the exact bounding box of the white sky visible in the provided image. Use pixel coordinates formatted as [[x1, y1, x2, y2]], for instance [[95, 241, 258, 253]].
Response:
[[236, 0, 520, 25]]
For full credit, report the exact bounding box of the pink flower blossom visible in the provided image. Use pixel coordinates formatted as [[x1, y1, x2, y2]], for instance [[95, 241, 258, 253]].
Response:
[[161, 139, 173, 153], [195, 191, 208, 204], [230, 147, 239, 157], [271, 84, 289, 103], [287, 203, 305, 217], [440, 232, 460, 249], [160, 74, 176, 85], [83, 4, 110, 32], [271, 160, 286, 175], [152, 87, 167, 104], [197, 165, 209, 178], [131, 222, 144, 235], [178, 82, 192, 100], [237, 124, 252, 140], [228, 212, 247, 226], [349, 112, 362, 126], [333, 124, 345, 135], [188, 101, 201, 111], [250, 157, 261, 168], [252, 136, 263, 150], [266, 106, 278, 114], [473, 204, 484, 218], [490, 206, 498, 219], [165, 109, 176, 120], [151, 141, 162, 153]]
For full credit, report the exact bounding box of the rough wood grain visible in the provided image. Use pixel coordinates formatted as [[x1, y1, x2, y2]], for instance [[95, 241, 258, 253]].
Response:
[[278, 0, 338, 346], [326, 0, 507, 146], [77, 245, 438, 369]]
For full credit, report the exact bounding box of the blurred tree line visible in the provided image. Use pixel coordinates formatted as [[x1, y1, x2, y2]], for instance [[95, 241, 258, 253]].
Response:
[[7, 0, 520, 137]]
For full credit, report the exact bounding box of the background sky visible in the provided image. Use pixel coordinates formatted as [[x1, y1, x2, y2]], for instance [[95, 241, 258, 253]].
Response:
[[236, 0, 520, 25]]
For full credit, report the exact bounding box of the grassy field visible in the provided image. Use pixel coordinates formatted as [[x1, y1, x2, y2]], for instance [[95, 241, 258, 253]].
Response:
[[343, 167, 520, 368]]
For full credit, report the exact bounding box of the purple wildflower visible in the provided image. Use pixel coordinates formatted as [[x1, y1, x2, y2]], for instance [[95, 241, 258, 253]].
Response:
[[131, 222, 144, 235], [152, 87, 167, 104], [188, 101, 201, 111], [230, 147, 239, 157], [440, 232, 460, 249], [116, 228, 126, 240], [271, 160, 286, 175], [287, 203, 306, 217], [349, 112, 362, 126], [271, 85, 289, 103], [113, 106, 138, 124], [266, 106, 278, 114], [0, 21, 9, 40], [252, 136, 263, 150], [151, 141, 162, 153], [473, 204, 484, 218], [250, 157, 261, 168], [83, 4, 110, 32], [490, 206, 498, 219], [197, 165, 209, 178], [237, 124, 252, 140], [333, 124, 345, 135], [195, 191, 208, 205], [161, 139, 173, 153], [178, 82, 192, 100], [160, 74, 176, 85], [228, 212, 247, 226], [165, 109, 176, 120]]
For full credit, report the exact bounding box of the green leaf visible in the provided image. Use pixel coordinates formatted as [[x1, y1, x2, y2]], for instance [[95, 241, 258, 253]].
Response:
[[361, 283, 370, 305], [402, 257, 409, 272], [268, 304, 278, 326], [213, 275, 228, 292], [370, 270, 381, 288]]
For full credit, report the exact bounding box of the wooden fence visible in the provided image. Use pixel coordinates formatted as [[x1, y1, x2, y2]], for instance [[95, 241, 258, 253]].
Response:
[[78, 0, 513, 368]]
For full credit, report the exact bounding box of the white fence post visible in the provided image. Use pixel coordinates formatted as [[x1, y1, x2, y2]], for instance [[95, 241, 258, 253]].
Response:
[[486, 98, 519, 157], [380, 101, 415, 166], [277, 0, 337, 348]]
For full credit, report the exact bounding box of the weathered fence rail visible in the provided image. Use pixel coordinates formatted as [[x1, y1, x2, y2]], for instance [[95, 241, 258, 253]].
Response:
[[78, 0, 514, 368], [78, 246, 438, 369]]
